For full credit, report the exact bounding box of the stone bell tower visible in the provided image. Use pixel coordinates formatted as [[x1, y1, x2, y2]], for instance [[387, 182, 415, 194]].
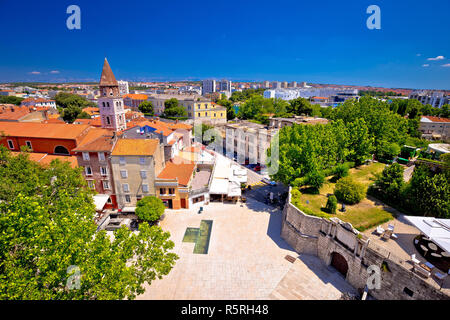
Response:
[[98, 58, 126, 131]]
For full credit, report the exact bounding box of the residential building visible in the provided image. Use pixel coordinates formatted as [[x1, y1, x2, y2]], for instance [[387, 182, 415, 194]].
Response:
[[73, 133, 119, 209], [410, 91, 450, 109], [202, 79, 216, 95], [0, 105, 47, 123], [155, 158, 196, 209], [263, 87, 358, 101], [262, 81, 270, 88], [123, 93, 148, 110], [271, 81, 281, 89], [118, 80, 129, 96], [0, 122, 110, 155], [98, 58, 127, 131], [289, 81, 297, 88], [218, 79, 232, 93], [419, 116, 450, 140], [110, 139, 165, 210], [21, 98, 56, 109]]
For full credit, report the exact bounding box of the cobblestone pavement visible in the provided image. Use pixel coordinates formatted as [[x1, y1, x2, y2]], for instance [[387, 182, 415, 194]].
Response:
[[138, 198, 296, 300], [138, 197, 357, 300]]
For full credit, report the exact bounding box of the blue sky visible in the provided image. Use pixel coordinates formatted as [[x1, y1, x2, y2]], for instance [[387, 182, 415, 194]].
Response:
[[0, 0, 449, 89]]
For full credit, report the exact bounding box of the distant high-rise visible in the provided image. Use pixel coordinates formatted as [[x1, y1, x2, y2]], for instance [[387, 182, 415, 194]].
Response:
[[263, 81, 270, 88], [271, 81, 281, 89], [219, 79, 232, 93], [281, 81, 288, 88], [202, 79, 216, 96], [98, 58, 127, 132], [289, 81, 297, 88]]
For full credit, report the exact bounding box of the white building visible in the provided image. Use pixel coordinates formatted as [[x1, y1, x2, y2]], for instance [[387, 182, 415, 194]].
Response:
[[219, 79, 232, 93], [263, 87, 358, 101], [118, 80, 129, 96], [409, 90, 449, 109]]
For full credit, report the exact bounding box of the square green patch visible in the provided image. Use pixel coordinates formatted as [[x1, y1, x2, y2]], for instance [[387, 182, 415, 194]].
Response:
[[182, 227, 199, 243]]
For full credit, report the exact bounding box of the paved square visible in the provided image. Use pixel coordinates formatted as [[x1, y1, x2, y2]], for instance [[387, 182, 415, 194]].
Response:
[[138, 198, 355, 300]]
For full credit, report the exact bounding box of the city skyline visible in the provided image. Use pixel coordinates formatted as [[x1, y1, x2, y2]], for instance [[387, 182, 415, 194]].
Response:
[[0, 0, 450, 89]]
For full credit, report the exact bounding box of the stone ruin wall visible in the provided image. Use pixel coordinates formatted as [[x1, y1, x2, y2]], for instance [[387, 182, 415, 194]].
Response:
[[281, 188, 449, 300]]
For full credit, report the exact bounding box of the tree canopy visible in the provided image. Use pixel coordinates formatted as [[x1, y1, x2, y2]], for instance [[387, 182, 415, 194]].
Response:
[[0, 148, 178, 299], [163, 98, 187, 117], [135, 196, 166, 222], [54, 92, 96, 123], [138, 100, 154, 115]]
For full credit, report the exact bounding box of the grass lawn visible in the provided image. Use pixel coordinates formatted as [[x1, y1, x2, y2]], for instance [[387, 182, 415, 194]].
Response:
[[291, 162, 395, 231]]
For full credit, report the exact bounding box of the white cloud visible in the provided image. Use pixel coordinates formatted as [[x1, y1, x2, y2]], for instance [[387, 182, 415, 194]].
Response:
[[427, 55, 445, 61], [442, 64, 450, 67], [416, 53, 422, 56], [29, 71, 41, 75], [50, 70, 60, 74], [422, 64, 430, 67]]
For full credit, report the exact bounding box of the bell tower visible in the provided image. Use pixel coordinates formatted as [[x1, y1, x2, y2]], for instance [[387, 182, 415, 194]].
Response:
[[98, 58, 126, 131]]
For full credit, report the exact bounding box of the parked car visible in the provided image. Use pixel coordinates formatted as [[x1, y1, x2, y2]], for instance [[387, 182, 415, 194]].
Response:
[[254, 165, 262, 172], [262, 178, 276, 186]]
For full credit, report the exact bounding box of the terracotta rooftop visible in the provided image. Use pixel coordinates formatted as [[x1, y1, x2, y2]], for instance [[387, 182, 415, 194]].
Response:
[[74, 118, 102, 127], [123, 94, 148, 100], [99, 58, 118, 87], [11, 152, 78, 168], [157, 159, 195, 187], [111, 138, 159, 156], [422, 116, 450, 123], [73, 134, 116, 152], [0, 106, 31, 120], [0, 122, 91, 140]]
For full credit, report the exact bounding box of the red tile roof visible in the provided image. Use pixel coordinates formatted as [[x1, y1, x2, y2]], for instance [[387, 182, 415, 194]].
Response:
[[111, 138, 159, 156], [157, 159, 195, 187], [422, 116, 450, 123], [0, 122, 91, 140]]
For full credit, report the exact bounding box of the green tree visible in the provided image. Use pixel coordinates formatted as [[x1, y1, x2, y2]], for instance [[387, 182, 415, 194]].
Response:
[[0, 96, 24, 105], [135, 196, 166, 222], [138, 101, 154, 115], [0, 148, 178, 299], [346, 118, 374, 165], [334, 176, 366, 205], [376, 141, 401, 161], [62, 105, 83, 123], [163, 98, 186, 117], [374, 163, 405, 201], [325, 195, 338, 214], [287, 97, 319, 116]]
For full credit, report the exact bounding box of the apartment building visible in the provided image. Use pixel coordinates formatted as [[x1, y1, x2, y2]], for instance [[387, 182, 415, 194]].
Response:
[[410, 91, 450, 109], [73, 133, 118, 209], [21, 98, 57, 109], [123, 93, 148, 110], [202, 79, 216, 95], [419, 116, 450, 140], [110, 139, 165, 210]]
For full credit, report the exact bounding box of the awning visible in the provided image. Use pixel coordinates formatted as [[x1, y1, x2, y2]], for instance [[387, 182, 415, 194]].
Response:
[[404, 216, 450, 253], [93, 194, 110, 211], [210, 178, 229, 195], [121, 207, 136, 213], [227, 181, 241, 197]]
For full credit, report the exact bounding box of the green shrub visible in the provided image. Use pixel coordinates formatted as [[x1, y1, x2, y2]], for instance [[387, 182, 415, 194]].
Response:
[[334, 177, 367, 205], [333, 163, 349, 179], [135, 196, 165, 222], [325, 195, 338, 214], [305, 170, 325, 191]]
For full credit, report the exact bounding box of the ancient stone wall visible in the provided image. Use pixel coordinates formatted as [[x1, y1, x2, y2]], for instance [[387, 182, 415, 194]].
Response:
[[281, 187, 450, 300]]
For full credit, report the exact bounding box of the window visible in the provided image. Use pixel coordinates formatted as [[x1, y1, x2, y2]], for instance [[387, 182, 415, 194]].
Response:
[[106, 117, 111, 125], [85, 166, 92, 176], [87, 180, 95, 189], [142, 184, 149, 193], [119, 156, 126, 165], [125, 195, 131, 203], [139, 157, 145, 165], [7, 140, 14, 149], [122, 184, 129, 192], [98, 152, 105, 161], [82, 152, 90, 161], [169, 188, 175, 195], [136, 195, 142, 201], [140, 170, 147, 179], [120, 170, 128, 178], [160, 188, 166, 195], [100, 166, 108, 176], [25, 141, 32, 150], [102, 102, 105, 107], [54, 145, 70, 155], [102, 180, 110, 190]]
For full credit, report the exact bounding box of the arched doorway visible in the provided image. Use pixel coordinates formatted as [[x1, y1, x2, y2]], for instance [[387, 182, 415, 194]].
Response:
[[54, 145, 70, 155], [331, 252, 348, 278]]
